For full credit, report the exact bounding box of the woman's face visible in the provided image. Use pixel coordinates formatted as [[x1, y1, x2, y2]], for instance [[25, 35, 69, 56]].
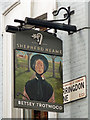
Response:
[[35, 59, 44, 74]]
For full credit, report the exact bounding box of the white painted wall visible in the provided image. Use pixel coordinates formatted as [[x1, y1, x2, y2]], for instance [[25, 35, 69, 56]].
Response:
[[88, 2, 90, 119], [31, 0, 56, 19], [1, 0, 89, 119], [2, 0, 31, 118], [0, 4, 3, 120], [56, 1, 89, 118], [1, 0, 57, 118], [0, 1, 18, 119]]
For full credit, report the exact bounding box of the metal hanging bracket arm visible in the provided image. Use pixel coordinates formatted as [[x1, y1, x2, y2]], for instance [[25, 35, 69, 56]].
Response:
[[51, 7, 70, 22], [51, 6, 75, 34], [6, 7, 77, 34], [64, 6, 75, 25], [14, 19, 25, 27], [25, 17, 77, 32], [6, 18, 77, 33]]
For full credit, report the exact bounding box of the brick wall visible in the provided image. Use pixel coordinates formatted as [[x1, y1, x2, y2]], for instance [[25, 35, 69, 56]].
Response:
[[56, 1, 88, 118]]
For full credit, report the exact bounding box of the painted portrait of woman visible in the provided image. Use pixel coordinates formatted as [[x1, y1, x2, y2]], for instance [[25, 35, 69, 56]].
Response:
[[23, 54, 55, 103]]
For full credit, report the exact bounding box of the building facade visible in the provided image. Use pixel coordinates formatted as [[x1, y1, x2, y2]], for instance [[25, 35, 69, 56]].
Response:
[[0, 0, 90, 119]]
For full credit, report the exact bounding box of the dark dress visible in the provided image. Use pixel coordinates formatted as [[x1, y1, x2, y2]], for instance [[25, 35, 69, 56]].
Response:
[[25, 78, 53, 102]]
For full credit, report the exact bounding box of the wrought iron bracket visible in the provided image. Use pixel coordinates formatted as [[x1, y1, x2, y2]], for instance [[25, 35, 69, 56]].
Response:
[[6, 7, 76, 35], [64, 6, 75, 34], [52, 6, 75, 35]]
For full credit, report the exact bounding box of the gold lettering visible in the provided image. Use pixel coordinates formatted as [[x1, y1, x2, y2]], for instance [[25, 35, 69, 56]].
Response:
[[52, 49, 55, 53], [17, 44, 19, 48], [27, 45, 30, 49], [56, 50, 59, 53], [34, 46, 36, 50], [37, 47, 40, 50], [60, 50, 62, 54], [30, 46, 33, 50], [16, 43, 62, 56], [49, 49, 51, 52], [41, 47, 44, 51], [24, 45, 26, 48], [45, 48, 48, 52], [20, 44, 23, 48]]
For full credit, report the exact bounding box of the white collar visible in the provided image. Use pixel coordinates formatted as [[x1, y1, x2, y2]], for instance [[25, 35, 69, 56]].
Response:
[[35, 76, 44, 80]]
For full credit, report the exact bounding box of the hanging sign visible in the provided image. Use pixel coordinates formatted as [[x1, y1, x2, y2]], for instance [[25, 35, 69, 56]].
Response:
[[15, 30, 62, 56], [14, 29, 63, 112], [63, 76, 87, 104]]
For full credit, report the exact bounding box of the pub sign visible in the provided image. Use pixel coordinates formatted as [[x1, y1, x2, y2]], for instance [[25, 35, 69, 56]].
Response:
[[14, 29, 63, 112]]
